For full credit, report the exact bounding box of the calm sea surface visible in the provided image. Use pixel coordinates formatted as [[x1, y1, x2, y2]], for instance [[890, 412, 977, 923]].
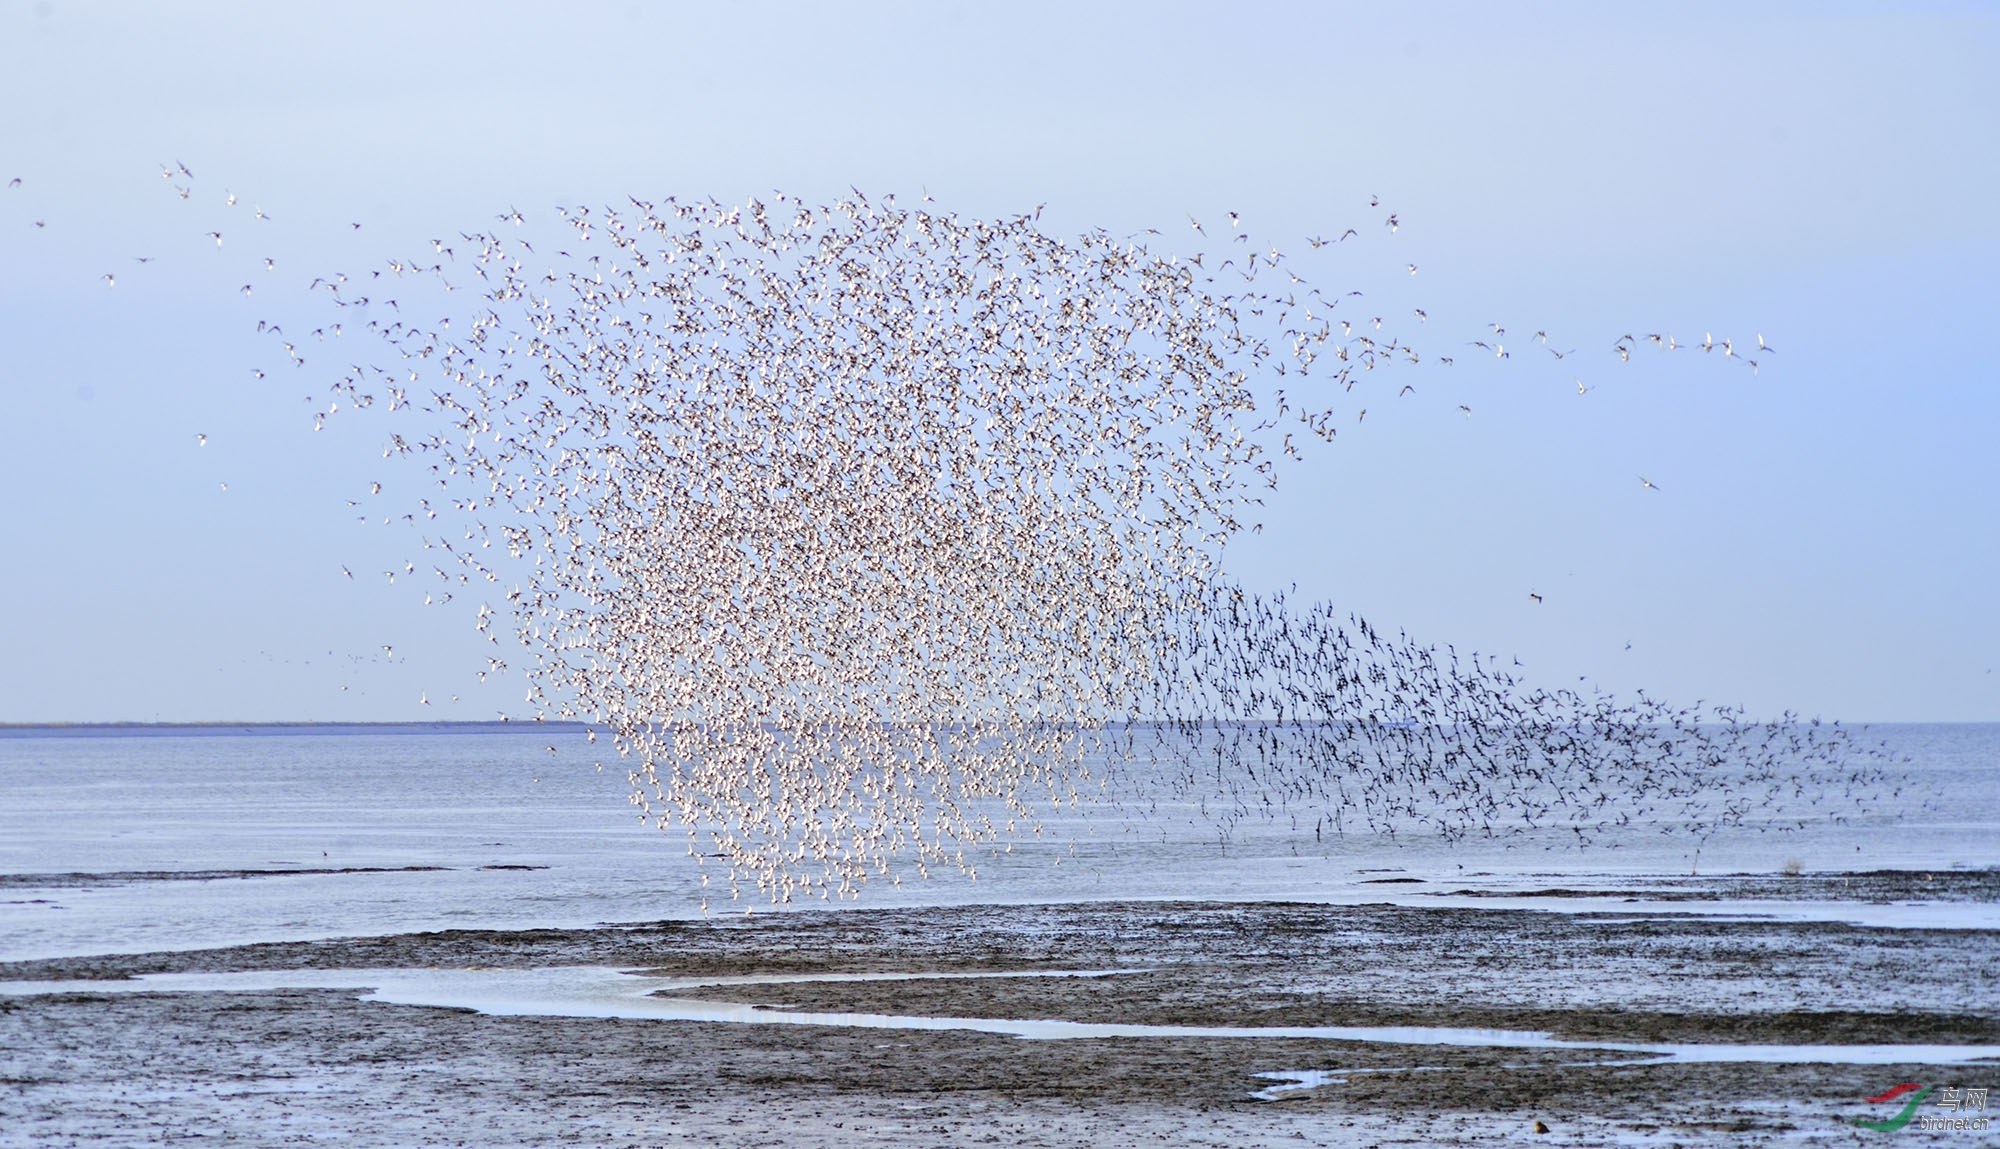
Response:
[[1, 723, 1994, 963]]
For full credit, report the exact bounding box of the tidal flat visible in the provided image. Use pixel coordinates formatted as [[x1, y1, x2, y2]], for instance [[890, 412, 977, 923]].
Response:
[[5, 890, 1995, 1148]]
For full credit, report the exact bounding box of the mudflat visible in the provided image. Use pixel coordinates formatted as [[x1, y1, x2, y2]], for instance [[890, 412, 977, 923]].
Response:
[[3, 893, 1995, 1147]]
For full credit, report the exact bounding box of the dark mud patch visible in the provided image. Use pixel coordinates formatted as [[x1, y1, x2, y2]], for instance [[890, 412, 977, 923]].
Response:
[[1430, 867, 2000, 904], [653, 972, 2000, 1047], [0, 866, 451, 889]]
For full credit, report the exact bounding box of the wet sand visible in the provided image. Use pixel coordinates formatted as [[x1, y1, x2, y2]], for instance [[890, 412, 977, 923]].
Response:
[[3, 890, 1996, 1147]]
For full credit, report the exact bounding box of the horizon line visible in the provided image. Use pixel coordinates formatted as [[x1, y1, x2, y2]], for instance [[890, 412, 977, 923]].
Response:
[[2, 718, 1994, 732], [0, 719, 590, 733]]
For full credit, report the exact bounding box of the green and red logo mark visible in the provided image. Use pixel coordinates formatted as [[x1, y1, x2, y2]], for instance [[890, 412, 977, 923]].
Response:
[[1847, 1083, 1991, 1133], [1849, 1083, 1933, 1132]]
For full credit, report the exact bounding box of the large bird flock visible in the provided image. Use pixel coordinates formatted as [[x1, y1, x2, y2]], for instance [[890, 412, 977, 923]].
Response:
[[18, 170, 1891, 902], [1117, 586, 1892, 849], [356, 192, 1369, 901], [289, 190, 1888, 901]]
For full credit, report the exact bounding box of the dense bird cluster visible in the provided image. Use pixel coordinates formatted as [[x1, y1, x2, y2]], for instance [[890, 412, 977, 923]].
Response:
[[38, 170, 1877, 901], [332, 191, 1398, 901], [1113, 586, 1893, 847]]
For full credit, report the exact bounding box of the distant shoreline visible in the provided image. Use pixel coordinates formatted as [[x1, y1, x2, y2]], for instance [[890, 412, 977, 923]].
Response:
[[0, 720, 1984, 736], [0, 720, 591, 738], [0, 719, 1992, 738]]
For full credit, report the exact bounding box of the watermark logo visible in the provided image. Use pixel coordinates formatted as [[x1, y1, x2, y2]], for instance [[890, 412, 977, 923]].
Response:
[[1846, 1083, 1988, 1133]]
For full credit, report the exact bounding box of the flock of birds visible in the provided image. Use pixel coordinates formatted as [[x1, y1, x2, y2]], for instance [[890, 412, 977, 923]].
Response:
[[1117, 586, 1892, 849], [11, 171, 1891, 902]]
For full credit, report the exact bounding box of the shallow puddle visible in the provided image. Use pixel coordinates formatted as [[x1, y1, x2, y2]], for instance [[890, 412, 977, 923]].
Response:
[[5, 966, 1998, 1066]]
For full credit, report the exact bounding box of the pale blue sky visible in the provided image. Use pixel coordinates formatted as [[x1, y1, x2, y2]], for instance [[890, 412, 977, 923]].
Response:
[[2, 1, 1995, 722]]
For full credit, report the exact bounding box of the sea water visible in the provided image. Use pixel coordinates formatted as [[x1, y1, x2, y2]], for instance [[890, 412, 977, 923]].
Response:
[[1, 723, 1994, 963]]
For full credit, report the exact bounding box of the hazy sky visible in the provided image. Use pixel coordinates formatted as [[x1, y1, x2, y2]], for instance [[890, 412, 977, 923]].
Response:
[[2, 1, 1995, 723]]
